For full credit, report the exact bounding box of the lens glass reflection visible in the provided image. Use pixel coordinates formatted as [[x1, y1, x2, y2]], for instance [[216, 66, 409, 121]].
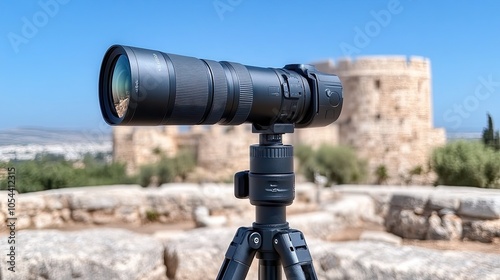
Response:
[[111, 55, 131, 118]]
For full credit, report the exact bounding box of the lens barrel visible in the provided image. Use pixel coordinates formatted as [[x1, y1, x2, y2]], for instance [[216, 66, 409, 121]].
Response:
[[99, 45, 342, 128]]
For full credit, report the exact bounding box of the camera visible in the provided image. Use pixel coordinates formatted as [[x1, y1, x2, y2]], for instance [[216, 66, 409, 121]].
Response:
[[99, 45, 343, 128]]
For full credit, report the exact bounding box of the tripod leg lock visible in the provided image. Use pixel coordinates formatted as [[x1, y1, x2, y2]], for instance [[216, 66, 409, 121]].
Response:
[[273, 230, 318, 280], [216, 227, 258, 280]]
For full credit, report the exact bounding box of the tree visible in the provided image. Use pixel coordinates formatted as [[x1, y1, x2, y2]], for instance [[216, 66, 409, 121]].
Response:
[[431, 141, 500, 188], [482, 113, 500, 151]]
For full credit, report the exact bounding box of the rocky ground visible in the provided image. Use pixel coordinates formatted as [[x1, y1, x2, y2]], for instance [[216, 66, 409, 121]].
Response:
[[51, 219, 500, 255], [0, 184, 499, 279]]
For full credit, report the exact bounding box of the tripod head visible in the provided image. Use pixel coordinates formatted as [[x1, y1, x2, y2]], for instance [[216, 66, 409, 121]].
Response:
[[235, 124, 295, 220]]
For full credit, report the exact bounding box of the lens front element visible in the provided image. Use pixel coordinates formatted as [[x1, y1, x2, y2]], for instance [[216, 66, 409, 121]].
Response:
[[111, 55, 131, 118]]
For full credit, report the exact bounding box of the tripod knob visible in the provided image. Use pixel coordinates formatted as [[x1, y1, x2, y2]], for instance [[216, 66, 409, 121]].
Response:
[[234, 170, 249, 199]]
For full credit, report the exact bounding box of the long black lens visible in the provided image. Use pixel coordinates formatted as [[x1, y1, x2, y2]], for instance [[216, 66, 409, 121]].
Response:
[[99, 45, 342, 128]]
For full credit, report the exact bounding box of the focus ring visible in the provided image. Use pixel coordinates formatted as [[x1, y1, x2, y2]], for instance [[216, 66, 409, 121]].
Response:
[[202, 59, 228, 124], [227, 63, 253, 125]]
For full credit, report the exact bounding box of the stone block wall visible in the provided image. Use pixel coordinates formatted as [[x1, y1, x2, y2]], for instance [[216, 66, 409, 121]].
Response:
[[333, 185, 500, 243]]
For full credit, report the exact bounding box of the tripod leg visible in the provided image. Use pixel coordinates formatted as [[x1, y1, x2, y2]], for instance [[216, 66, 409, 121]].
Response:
[[273, 230, 318, 280], [216, 227, 258, 280], [259, 259, 282, 280]]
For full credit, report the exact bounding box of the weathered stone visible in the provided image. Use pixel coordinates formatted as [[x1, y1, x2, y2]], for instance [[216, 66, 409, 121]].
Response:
[[0, 229, 166, 280], [323, 194, 382, 225], [389, 192, 430, 209], [43, 193, 69, 210], [441, 213, 463, 240], [312, 240, 500, 279], [92, 210, 115, 225], [60, 208, 72, 221], [359, 230, 402, 245], [71, 209, 92, 223], [428, 192, 460, 211], [69, 193, 118, 211], [115, 205, 140, 224], [385, 209, 428, 239], [18, 194, 46, 215], [463, 219, 500, 243], [16, 214, 32, 229], [426, 212, 462, 241], [459, 196, 500, 219], [426, 212, 448, 240], [193, 206, 227, 228], [32, 212, 54, 229]]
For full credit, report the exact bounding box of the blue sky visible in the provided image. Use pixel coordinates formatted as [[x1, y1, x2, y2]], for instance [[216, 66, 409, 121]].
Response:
[[1, 0, 499, 133]]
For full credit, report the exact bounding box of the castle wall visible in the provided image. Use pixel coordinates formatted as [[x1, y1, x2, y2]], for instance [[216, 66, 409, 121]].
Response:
[[316, 56, 445, 183]]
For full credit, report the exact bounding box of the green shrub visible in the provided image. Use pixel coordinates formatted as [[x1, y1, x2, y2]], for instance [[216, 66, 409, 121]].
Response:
[[375, 165, 389, 185], [431, 141, 500, 188], [0, 153, 133, 193], [145, 209, 159, 222], [136, 149, 197, 187], [296, 144, 367, 185]]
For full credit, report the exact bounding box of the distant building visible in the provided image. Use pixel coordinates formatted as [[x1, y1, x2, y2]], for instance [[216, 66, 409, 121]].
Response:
[[315, 56, 445, 184]]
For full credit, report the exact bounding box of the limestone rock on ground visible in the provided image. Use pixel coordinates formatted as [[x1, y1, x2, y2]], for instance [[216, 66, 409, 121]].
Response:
[[0, 228, 166, 280], [459, 196, 500, 219], [359, 230, 403, 245], [311, 240, 500, 280]]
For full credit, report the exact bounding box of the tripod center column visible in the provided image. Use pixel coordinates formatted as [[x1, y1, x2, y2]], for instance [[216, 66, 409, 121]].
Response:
[[249, 133, 294, 225]]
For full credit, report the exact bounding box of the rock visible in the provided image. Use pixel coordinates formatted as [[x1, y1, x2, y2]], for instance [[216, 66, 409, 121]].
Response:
[[359, 230, 402, 245], [0, 228, 166, 280], [459, 196, 500, 219], [312, 240, 500, 279], [43, 193, 70, 210], [389, 192, 429, 209], [115, 205, 140, 224], [323, 194, 382, 225], [426, 212, 448, 240], [71, 209, 92, 223], [428, 192, 460, 211], [92, 210, 116, 225], [32, 212, 54, 229], [426, 212, 462, 241], [193, 206, 227, 228], [18, 194, 46, 216], [463, 219, 500, 243], [441, 213, 463, 240], [16, 214, 32, 229], [385, 209, 428, 239], [69, 193, 119, 211]]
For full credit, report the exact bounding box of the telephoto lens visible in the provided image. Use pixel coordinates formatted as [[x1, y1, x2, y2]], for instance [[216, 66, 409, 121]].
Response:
[[99, 45, 343, 128]]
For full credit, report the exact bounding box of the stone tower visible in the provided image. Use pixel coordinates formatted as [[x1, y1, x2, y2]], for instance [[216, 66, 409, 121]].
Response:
[[315, 56, 445, 184]]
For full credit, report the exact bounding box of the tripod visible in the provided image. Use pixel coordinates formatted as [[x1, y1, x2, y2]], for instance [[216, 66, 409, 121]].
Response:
[[216, 124, 318, 280]]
